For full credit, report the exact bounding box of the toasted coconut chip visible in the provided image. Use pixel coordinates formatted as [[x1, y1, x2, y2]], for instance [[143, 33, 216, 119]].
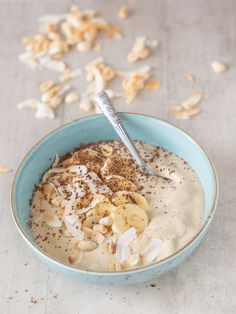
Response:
[[144, 80, 161, 90], [64, 213, 79, 225], [105, 89, 123, 99], [83, 226, 105, 244], [141, 238, 163, 265], [77, 198, 100, 215], [38, 14, 67, 24], [83, 172, 111, 194], [93, 67, 106, 93], [186, 74, 196, 82], [118, 6, 130, 19], [211, 61, 227, 73], [0, 166, 12, 173], [45, 214, 62, 228], [171, 109, 190, 120], [182, 92, 203, 109], [43, 165, 87, 182], [17, 99, 38, 109], [146, 39, 159, 48], [187, 107, 201, 117], [58, 84, 71, 96], [52, 154, 59, 167], [64, 219, 85, 240], [18, 99, 55, 119], [116, 228, 137, 263], [40, 56, 66, 72], [59, 67, 82, 82], [122, 65, 151, 103]]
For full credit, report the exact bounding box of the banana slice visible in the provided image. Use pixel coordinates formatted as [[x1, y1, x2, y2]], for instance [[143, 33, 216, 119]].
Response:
[[111, 204, 148, 234], [89, 193, 116, 216], [95, 202, 117, 216], [72, 148, 104, 173], [92, 193, 110, 204], [112, 191, 149, 211], [101, 155, 136, 181], [104, 175, 137, 193]]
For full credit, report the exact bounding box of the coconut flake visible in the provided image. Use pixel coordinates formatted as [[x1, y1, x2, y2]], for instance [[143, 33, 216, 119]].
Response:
[[58, 84, 71, 96], [17, 99, 38, 109], [40, 56, 66, 72], [35, 102, 55, 119], [0, 166, 12, 173], [64, 213, 79, 225], [182, 92, 203, 109], [45, 214, 62, 228], [76, 198, 100, 215], [141, 238, 163, 265], [52, 154, 59, 168], [93, 67, 106, 93], [64, 219, 85, 240], [116, 228, 137, 262], [83, 172, 111, 194], [146, 39, 159, 48], [17, 99, 55, 119], [105, 89, 123, 99], [42, 165, 87, 183]]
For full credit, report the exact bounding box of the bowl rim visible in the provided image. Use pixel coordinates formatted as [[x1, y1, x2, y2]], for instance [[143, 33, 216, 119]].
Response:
[[11, 113, 218, 276]]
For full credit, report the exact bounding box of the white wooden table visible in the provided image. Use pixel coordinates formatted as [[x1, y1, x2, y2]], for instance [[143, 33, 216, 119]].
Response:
[[0, 0, 235, 313]]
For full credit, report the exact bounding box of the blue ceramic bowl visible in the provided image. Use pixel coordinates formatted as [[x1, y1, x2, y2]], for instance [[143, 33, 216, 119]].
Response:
[[11, 113, 218, 284]]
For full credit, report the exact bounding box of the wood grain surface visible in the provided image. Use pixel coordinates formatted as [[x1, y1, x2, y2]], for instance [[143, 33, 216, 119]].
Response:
[[0, 1, 235, 313]]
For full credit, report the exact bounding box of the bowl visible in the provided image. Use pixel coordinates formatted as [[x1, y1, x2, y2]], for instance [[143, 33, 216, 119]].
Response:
[[11, 113, 218, 284]]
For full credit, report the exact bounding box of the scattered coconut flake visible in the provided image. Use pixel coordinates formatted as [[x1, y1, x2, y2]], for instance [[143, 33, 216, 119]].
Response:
[[17, 99, 55, 119], [105, 89, 123, 99], [65, 92, 80, 104], [186, 74, 196, 82], [118, 5, 130, 19], [83, 172, 111, 194], [40, 80, 55, 93], [116, 228, 137, 262], [58, 84, 71, 96], [182, 92, 203, 109], [141, 238, 163, 265], [35, 102, 55, 119], [0, 166, 12, 173], [121, 65, 151, 103], [144, 80, 161, 90], [171, 108, 190, 120], [59, 68, 82, 82], [211, 61, 227, 73], [94, 43, 102, 52], [146, 39, 159, 48], [17, 99, 38, 109], [40, 56, 66, 72], [79, 101, 94, 112]]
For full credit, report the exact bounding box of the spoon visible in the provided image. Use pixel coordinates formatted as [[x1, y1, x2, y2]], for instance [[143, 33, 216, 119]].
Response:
[[95, 91, 158, 177]]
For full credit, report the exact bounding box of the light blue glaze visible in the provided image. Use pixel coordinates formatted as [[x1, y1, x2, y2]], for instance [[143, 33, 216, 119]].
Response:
[[11, 114, 218, 284]]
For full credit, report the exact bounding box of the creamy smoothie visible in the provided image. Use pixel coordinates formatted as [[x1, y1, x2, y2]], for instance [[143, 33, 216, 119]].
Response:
[[29, 141, 204, 271]]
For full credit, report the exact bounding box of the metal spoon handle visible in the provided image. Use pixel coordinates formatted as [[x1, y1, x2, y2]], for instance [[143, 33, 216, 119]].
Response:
[[95, 91, 154, 176]]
